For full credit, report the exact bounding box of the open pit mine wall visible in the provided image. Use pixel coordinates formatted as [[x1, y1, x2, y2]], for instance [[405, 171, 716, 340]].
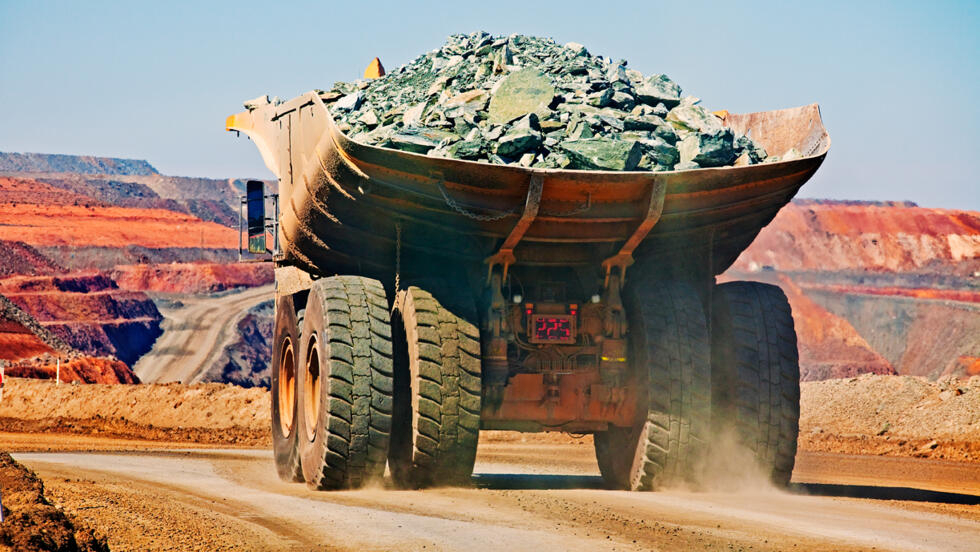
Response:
[[0, 274, 162, 366], [728, 200, 980, 380], [0, 292, 137, 384]]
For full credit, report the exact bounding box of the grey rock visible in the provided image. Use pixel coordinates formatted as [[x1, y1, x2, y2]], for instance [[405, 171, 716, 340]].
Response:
[[387, 127, 460, 154], [539, 119, 565, 132], [494, 129, 543, 157], [735, 134, 767, 163], [677, 128, 736, 167], [565, 42, 588, 56], [445, 139, 485, 159], [597, 114, 625, 132], [562, 139, 643, 171], [567, 121, 594, 139], [623, 114, 665, 131], [334, 92, 363, 111], [673, 160, 699, 170], [512, 113, 541, 132], [635, 74, 681, 107], [638, 138, 679, 168], [588, 88, 614, 108], [488, 68, 555, 124], [666, 104, 725, 133], [611, 91, 636, 111], [607, 63, 628, 83], [653, 123, 678, 145], [330, 31, 766, 171], [357, 111, 380, 127]]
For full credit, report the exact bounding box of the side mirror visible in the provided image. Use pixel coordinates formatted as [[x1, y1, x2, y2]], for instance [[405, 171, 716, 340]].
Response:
[[246, 180, 266, 254]]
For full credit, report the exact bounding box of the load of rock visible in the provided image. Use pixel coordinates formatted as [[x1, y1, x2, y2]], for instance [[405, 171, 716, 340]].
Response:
[[320, 32, 772, 171]]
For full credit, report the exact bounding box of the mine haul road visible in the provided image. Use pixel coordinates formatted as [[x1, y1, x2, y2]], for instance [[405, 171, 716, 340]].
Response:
[[15, 440, 980, 552], [133, 284, 274, 384]]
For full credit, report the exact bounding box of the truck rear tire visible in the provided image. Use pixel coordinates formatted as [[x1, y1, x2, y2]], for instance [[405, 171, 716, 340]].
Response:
[[296, 276, 393, 489], [389, 286, 482, 487], [271, 294, 304, 482], [594, 281, 712, 490], [710, 281, 800, 487]]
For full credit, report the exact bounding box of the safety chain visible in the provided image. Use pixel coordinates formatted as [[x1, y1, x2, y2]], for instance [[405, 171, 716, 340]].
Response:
[[437, 179, 591, 220], [394, 220, 402, 292], [436, 179, 518, 222]]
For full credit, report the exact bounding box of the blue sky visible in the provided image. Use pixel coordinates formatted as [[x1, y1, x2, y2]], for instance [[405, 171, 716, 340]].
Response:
[[1, 0, 977, 209]]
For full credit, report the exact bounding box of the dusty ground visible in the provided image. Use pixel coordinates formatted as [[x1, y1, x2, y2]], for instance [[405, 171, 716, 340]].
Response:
[[0, 452, 107, 552], [800, 374, 980, 462], [8, 443, 979, 552], [2, 374, 977, 461], [0, 375, 978, 550]]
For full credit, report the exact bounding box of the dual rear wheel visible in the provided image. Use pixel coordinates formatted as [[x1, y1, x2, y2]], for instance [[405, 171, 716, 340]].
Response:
[[271, 277, 480, 489], [273, 276, 799, 491], [593, 280, 801, 490]]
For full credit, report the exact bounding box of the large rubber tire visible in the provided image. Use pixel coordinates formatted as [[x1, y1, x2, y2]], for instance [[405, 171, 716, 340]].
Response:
[[594, 281, 712, 491], [271, 293, 303, 482], [296, 276, 393, 490], [711, 281, 800, 487], [389, 286, 482, 488]]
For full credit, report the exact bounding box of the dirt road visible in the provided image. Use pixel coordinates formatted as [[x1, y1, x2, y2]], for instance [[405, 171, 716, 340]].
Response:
[[15, 441, 980, 552], [133, 284, 273, 384]]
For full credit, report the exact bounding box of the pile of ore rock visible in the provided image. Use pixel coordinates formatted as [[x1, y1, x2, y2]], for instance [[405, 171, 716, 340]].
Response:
[[320, 32, 774, 171]]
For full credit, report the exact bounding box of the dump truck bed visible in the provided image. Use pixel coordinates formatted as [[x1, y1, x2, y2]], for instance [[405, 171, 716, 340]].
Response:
[[227, 93, 829, 280]]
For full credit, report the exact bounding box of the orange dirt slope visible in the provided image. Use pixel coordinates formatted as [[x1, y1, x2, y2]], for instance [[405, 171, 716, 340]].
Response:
[[110, 262, 273, 294], [733, 201, 980, 272], [0, 176, 237, 249]]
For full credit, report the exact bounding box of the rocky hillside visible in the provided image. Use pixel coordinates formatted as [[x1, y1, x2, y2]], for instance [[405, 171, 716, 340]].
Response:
[[0, 175, 239, 270], [1, 288, 138, 384], [728, 200, 980, 380], [733, 199, 980, 274], [200, 300, 273, 387], [0, 154, 276, 384], [111, 262, 273, 294], [0, 151, 157, 175]]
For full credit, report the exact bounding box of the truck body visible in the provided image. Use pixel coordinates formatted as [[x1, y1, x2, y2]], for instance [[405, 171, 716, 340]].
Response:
[[228, 90, 829, 490]]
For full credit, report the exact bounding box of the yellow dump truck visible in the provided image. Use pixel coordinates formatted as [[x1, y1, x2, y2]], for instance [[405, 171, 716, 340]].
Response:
[[227, 70, 829, 491]]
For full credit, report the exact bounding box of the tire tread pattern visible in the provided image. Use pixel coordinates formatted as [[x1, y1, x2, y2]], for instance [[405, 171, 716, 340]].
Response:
[[392, 286, 481, 487], [712, 281, 800, 486], [304, 276, 393, 490]]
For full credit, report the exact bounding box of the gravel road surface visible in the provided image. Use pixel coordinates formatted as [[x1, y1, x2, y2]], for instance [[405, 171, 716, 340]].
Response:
[[14, 441, 980, 552]]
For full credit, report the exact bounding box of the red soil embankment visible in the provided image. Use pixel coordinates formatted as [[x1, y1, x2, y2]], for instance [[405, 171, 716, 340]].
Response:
[[799, 283, 980, 305], [0, 240, 64, 277], [0, 175, 93, 205], [0, 319, 55, 360], [0, 452, 109, 552], [734, 201, 980, 272], [111, 262, 273, 294], [5, 355, 138, 384]]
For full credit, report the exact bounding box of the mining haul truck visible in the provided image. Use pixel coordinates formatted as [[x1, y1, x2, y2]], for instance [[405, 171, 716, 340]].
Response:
[[227, 89, 829, 491]]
